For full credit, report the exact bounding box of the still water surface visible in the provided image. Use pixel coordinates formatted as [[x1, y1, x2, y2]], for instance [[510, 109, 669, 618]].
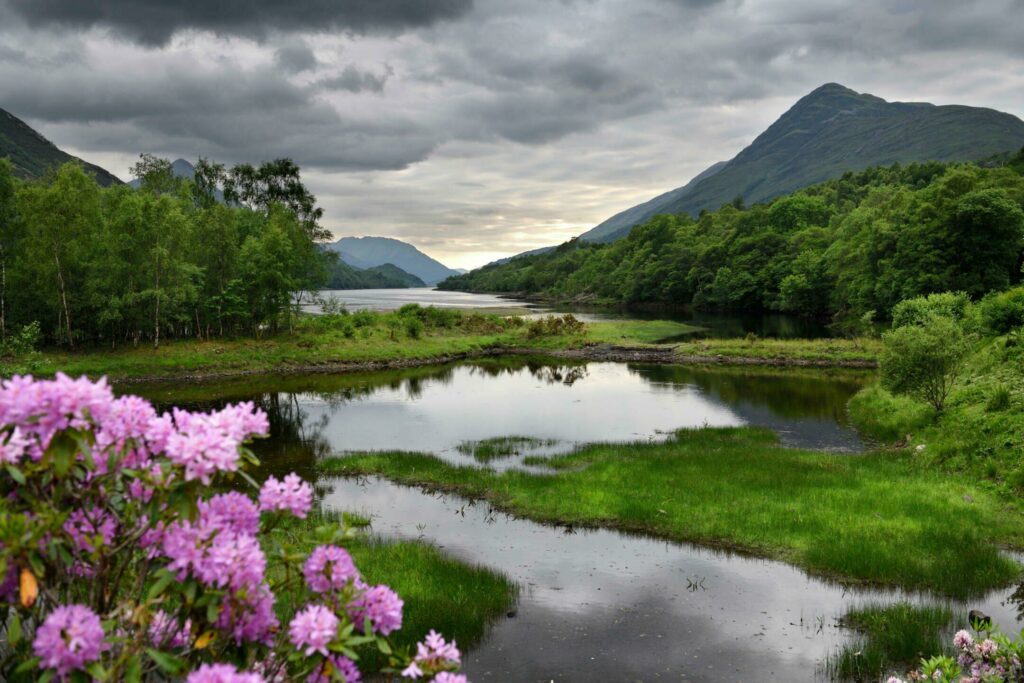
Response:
[[128, 359, 1021, 681]]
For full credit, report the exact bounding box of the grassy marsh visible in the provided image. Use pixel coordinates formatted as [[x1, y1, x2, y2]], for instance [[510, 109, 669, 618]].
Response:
[[322, 427, 1024, 598], [827, 603, 957, 682], [456, 436, 558, 463]]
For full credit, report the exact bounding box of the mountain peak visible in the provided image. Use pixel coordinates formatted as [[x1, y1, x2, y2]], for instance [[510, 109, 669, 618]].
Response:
[[577, 86, 1024, 242]]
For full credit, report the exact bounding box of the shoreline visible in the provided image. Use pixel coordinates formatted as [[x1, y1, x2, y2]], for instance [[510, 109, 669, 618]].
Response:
[[109, 343, 877, 385]]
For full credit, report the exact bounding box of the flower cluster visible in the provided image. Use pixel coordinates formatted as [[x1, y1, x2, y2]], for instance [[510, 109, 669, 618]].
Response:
[[0, 375, 467, 683], [402, 630, 462, 679], [889, 626, 1024, 683]]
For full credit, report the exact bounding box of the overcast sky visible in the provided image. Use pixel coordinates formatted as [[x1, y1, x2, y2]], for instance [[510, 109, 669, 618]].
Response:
[[2, 0, 1024, 268]]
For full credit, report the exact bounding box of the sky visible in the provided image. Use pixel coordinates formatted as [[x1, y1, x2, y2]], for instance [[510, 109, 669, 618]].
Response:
[[1, 0, 1024, 269]]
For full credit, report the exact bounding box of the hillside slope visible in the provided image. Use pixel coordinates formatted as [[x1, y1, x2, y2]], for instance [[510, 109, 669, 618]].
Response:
[[327, 236, 459, 285], [0, 108, 122, 186], [580, 83, 1024, 242]]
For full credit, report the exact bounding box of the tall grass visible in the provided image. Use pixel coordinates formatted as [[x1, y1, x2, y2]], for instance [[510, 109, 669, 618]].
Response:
[[323, 427, 1024, 598], [826, 603, 956, 681], [847, 383, 935, 443]]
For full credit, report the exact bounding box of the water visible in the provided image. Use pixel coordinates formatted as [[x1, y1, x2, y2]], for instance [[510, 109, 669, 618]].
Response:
[[126, 360, 1020, 681], [308, 288, 835, 338], [324, 477, 1022, 682], [133, 359, 869, 476]]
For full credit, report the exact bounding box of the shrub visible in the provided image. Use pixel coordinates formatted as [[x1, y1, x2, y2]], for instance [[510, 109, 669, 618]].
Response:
[[890, 625, 1024, 682], [890, 292, 971, 329], [0, 322, 42, 375], [526, 314, 585, 339], [0, 374, 467, 682], [404, 317, 425, 339], [979, 287, 1024, 334], [881, 315, 971, 411], [351, 310, 378, 328]]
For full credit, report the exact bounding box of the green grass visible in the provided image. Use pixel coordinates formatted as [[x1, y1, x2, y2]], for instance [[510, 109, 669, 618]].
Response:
[[16, 310, 717, 381], [848, 383, 936, 443], [271, 512, 517, 668], [848, 332, 1024, 492], [827, 603, 956, 682], [322, 427, 1024, 598], [584, 319, 703, 345], [673, 337, 881, 363], [456, 436, 557, 463]]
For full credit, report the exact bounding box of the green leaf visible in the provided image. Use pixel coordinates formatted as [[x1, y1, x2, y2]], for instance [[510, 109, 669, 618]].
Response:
[[14, 657, 40, 674], [5, 465, 25, 484], [145, 648, 186, 675], [8, 611, 22, 645], [85, 662, 107, 680], [147, 570, 175, 600], [376, 637, 392, 655], [124, 655, 142, 683]]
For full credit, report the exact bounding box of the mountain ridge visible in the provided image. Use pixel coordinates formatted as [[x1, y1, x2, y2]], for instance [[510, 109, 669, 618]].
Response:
[[326, 236, 459, 285], [0, 107, 123, 186], [577, 83, 1024, 243]]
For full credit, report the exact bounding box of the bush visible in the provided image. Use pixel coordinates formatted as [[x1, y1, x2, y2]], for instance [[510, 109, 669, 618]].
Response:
[[890, 291, 971, 329], [404, 317, 425, 339], [978, 287, 1024, 334], [848, 384, 935, 443], [881, 315, 972, 411], [350, 310, 378, 328], [0, 375, 466, 682], [526, 314, 585, 339], [0, 322, 42, 376]]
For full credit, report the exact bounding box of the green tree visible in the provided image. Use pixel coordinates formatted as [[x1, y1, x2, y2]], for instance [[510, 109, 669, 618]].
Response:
[[880, 315, 971, 411]]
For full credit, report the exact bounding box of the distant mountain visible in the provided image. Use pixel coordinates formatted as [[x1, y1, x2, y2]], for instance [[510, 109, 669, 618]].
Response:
[[128, 158, 225, 201], [0, 107, 122, 186], [326, 236, 459, 285], [579, 83, 1024, 242], [324, 257, 425, 290]]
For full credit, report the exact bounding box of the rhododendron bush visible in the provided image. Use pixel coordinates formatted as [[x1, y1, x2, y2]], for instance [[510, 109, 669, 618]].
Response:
[[0, 374, 466, 682], [888, 625, 1024, 682]]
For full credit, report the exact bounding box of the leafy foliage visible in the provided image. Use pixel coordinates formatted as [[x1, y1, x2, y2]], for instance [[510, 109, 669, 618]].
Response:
[[441, 159, 1024, 321], [880, 314, 972, 411], [0, 157, 333, 347]]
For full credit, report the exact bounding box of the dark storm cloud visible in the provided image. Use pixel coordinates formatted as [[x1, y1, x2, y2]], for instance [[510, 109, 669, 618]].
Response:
[[3, 0, 474, 46], [274, 41, 321, 74], [316, 65, 393, 93]]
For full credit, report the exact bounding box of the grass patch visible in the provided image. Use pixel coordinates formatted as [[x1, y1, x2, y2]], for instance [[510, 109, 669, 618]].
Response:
[[584, 320, 704, 345], [848, 383, 935, 443], [848, 332, 1024, 492], [456, 436, 557, 463], [20, 308, 714, 381], [271, 512, 517, 668], [827, 603, 955, 682], [673, 337, 881, 363], [322, 427, 1024, 598]]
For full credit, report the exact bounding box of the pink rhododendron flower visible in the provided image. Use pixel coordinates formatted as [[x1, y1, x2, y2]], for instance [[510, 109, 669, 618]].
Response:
[[308, 655, 362, 683], [148, 610, 193, 648], [304, 545, 359, 593], [63, 507, 118, 554], [433, 674, 469, 683], [186, 663, 266, 683], [32, 604, 105, 679], [289, 604, 339, 656], [200, 491, 261, 536], [259, 472, 313, 518], [349, 584, 403, 636]]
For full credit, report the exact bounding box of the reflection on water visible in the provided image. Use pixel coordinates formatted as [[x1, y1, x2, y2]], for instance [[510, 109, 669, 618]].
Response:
[[324, 476, 1023, 682], [126, 360, 1022, 681], [133, 359, 870, 476]]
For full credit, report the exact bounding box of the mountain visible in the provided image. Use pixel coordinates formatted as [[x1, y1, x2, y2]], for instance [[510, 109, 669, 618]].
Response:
[[326, 236, 459, 285], [0, 107, 122, 186], [128, 158, 225, 201], [579, 83, 1024, 242], [325, 258, 426, 290]]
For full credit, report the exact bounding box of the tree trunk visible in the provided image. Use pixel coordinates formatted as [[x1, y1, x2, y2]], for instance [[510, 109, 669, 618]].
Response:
[[54, 251, 73, 348], [1, 257, 6, 341]]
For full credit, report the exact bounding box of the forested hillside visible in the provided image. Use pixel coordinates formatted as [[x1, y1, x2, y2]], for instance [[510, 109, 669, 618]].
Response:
[[441, 152, 1024, 322], [324, 260, 425, 289], [0, 155, 335, 347], [580, 83, 1024, 243], [0, 108, 123, 187]]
